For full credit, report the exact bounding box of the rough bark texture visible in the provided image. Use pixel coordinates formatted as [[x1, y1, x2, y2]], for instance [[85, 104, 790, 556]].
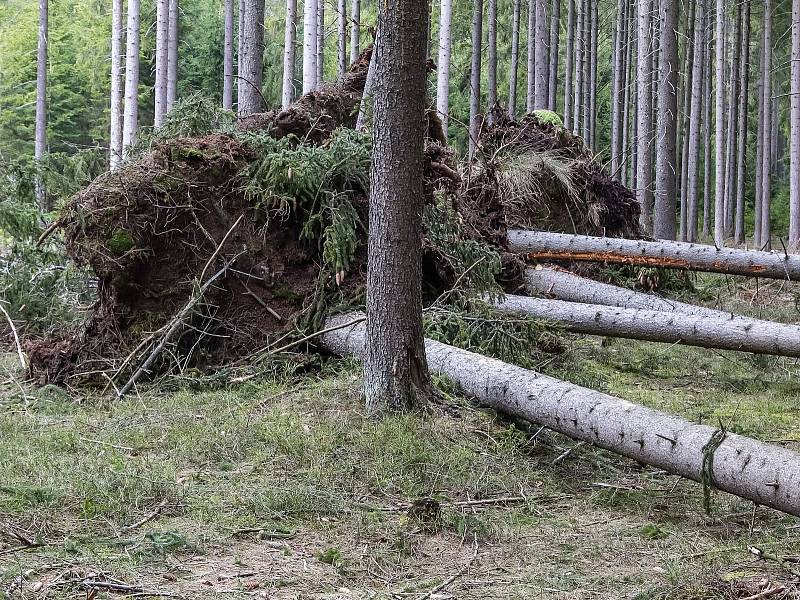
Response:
[[223, 0, 234, 110], [760, 0, 773, 250], [355, 36, 377, 131], [109, 0, 124, 171], [534, 0, 549, 109], [35, 0, 48, 208], [723, 1, 741, 240], [469, 0, 483, 158], [686, 0, 705, 242], [654, 0, 678, 240], [494, 295, 800, 359], [316, 0, 325, 87], [527, 0, 537, 113], [636, 0, 653, 233], [610, 0, 625, 179], [587, 0, 597, 147], [621, 2, 632, 186], [701, 13, 712, 239], [548, 0, 560, 112], [735, 0, 751, 245], [508, 0, 521, 118], [572, 0, 584, 133], [509, 230, 800, 280], [154, 0, 169, 126], [350, 0, 360, 63], [303, 0, 318, 94], [678, 2, 695, 242], [563, 0, 575, 130], [487, 0, 498, 121], [364, 0, 431, 415], [713, 0, 726, 247], [122, 0, 140, 152], [337, 0, 347, 79], [166, 0, 178, 109], [791, 0, 800, 250], [436, 0, 453, 135], [282, 0, 298, 108], [321, 315, 800, 518], [238, 0, 265, 116]]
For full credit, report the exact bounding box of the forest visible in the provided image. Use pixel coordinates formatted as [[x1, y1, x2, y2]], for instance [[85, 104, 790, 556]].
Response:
[[1, 0, 799, 598]]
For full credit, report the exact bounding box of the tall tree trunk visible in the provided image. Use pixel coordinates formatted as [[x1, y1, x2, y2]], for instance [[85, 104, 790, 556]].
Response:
[[223, 0, 235, 110], [364, 0, 431, 415], [528, 0, 537, 112], [581, 0, 591, 140], [437, 0, 453, 135], [350, 0, 360, 63], [723, 0, 741, 239], [154, 0, 169, 126], [610, 0, 626, 179], [509, 0, 522, 118], [469, 0, 483, 158], [563, 0, 575, 129], [487, 0, 498, 121], [239, 0, 265, 115], [34, 0, 48, 209], [636, 0, 654, 233], [713, 0, 726, 246], [587, 0, 598, 147], [792, 0, 800, 250], [572, 0, 584, 133], [702, 8, 712, 238], [337, 0, 347, 78], [734, 0, 750, 245], [622, 2, 633, 186], [760, 0, 773, 250], [166, 0, 178, 109], [317, 0, 325, 86], [533, 0, 548, 109], [303, 0, 319, 93], [355, 37, 377, 130], [686, 0, 705, 243], [678, 1, 696, 241], [754, 30, 765, 248], [238, 0, 244, 101], [653, 0, 678, 239], [282, 0, 298, 108], [548, 0, 560, 111], [122, 0, 140, 153], [109, 0, 124, 171]]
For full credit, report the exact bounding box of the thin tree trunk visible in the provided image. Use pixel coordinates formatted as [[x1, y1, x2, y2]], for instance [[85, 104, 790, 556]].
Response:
[[534, 0, 548, 109], [563, 0, 575, 129], [437, 0, 453, 136], [548, 0, 560, 111], [487, 0, 498, 121], [337, 0, 347, 79], [239, 0, 265, 115], [587, 0, 597, 147], [154, 0, 169, 126], [122, 0, 140, 153], [713, 0, 726, 246], [322, 315, 800, 518], [350, 0, 360, 63], [282, 0, 298, 108], [723, 0, 741, 239], [636, 0, 654, 233], [622, 2, 633, 185], [303, 0, 318, 94], [509, 0, 522, 118], [508, 230, 800, 280], [363, 0, 431, 415], [528, 0, 537, 112], [792, 0, 800, 250], [735, 0, 751, 245], [317, 0, 325, 86], [572, 0, 584, 132], [109, 0, 124, 171], [654, 0, 678, 240], [34, 0, 48, 209], [469, 0, 483, 158], [166, 0, 178, 109], [238, 0, 244, 102], [702, 9, 712, 238], [686, 0, 706, 243], [581, 0, 591, 140], [679, 1, 696, 240], [355, 40, 377, 130], [760, 0, 773, 250], [223, 0, 235, 110], [610, 0, 626, 179], [754, 30, 765, 248]]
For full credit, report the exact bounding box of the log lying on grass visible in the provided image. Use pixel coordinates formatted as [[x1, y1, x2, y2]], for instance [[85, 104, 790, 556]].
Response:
[[319, 314, 800, 517], [508, 230, 800, 281], [492, 295, 800, 358], [524, 266, 739, 320]]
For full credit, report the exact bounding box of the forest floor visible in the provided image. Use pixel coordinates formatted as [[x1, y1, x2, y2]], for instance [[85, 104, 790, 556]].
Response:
[[1, 273, 799, 599]]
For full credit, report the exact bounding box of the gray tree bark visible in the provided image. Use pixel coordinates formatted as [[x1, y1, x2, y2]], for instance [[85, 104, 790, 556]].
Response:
[[587, 0, 597, 146], [469, 0, 483, 158], [610, 0, 626, 179], [702, 9, 712, 239], [321, 315, 800, 518], [122, 0, 140, 153], [508, 230, 800, 280], [109, 0, 124, 171], [622, 2, 633, 186], [303, 0, 318, 93], [563, 0, 575, 129], [337, 0, 347, 78], [792, 0, 800, 250], [754, 29, 765, 248], [713, 0, 726, 247], [636, 0, 654, 233], [654, 0, 678, 240], [34, 0, 48, 209], [436, 0, 453, 135], [223, 0, 235, 110], [678, 1, 696, 241], [355, 38, 377, 131], [534, 0, 549, 109], [494, 295, 800, 359], [548, 0, 560, 111], [154, 0, 169, 126], [723, 0, 741, 240], [528, 0, 537, 112], [760, 0, 773, 250], [317, 0, 325, 86], [166, 0, 178, 109], [572, 0, 585, 133], [282, 0, 298, 108], [734, 0, 751, 245], [350, 0, 360, 63], [686, 0, 706, 243], [509, 0, 522, 118], [363, 0, 431, 415], [487, 0, 498, 121], [238, 0, 265, 116]]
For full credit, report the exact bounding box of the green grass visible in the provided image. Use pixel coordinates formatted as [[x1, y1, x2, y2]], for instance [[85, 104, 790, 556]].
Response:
[[0, 276, 799, 598]]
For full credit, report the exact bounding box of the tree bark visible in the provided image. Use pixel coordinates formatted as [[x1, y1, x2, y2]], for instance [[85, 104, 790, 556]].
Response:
[[654, 0, 678, 240], [610, 0, 626, 179], [528, 0, 537, 113], [678, 1, 695, 242], [469, 0, 483, 158], [166, 0, 179, 110], [350, 0, 360, 63], [509, 0, 522, 118], [282, 0, 298, 108], [636, 0, 654, 233], [722, 0, 741, 240], [238, 0, 265, 116], [792, 0, 800, 250], [622, 1, 633, 186], [109, 0, 124, 171], [686, 0, 705, 242], [303, 0, 318, 94], [363, 0, 431, 415], [122, 0, 140, 153], [223, 0, 235, 110], [760, 0, 773, 250], [754, 29, 765, 248], [713, 0, 726, 247], [154, 0, 169, 126], [34, 0, 48, 209], [321, 315, 800, 518], [563, 0, 575, 130], [337, 0, 347, 79], [572, 0, 584, 133], [587, 0, 597, 147], [702, 9, 712, 239], [548, 0, 560, 112], [734, 0, 751, 246], [508, 230, 800, 280], [356, 39, 377, 131], [580, 0, 591, 140], [534, 0, 549, 109], [437, 0, 453, 136], [487, 0, 498, 122], [317, 0, 325, 86]]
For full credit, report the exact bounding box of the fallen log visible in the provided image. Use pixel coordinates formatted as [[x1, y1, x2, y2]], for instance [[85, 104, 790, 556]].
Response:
[[319, 314, 800, 517], [524, 266, 738, 320], [492, 294, 800, 358], [508, 230, 800, 281]]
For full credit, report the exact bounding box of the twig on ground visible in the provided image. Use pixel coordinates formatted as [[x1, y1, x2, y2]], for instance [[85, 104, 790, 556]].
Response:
[[740, 585, 787, 600], [416, 534, 478, 600], [119, 499, 169, 534], [551, 441, 586, 465], [0, 301, 28, 370]]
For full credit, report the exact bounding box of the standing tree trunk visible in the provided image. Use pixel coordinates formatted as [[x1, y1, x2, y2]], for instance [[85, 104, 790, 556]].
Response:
[[548, 0, 560, 111], [622, 2, 633, 185], [34, 0, 48, 209], [487, 0, 498, 121], [239, 0, 265, 116], [760, 0, 773, 250], [282, 0, 298, 108], [713, 0, 726, 246], [610, 0, 626, 179], [580, 0, 591, 140], [587, 0, 598, 146], [702, 13, 712, 239], [686, 0, 706, 243], [437, 0, 453, 136], [317, 0, 325, 86], [636, 0, 654, 233], [572, 0, 585, 133], [791, 0, 800, 250], [534, 0, 548, 110], [122, 0, 140, 153], [563, 0, 575, 129], [723, 1, 741, 239], [469, 0, 483, 158], [350, 0, 360, 63], [109, 0, 124, 171], [654, 0, 678, 240], [678, 1, 696, 241], [509, 0, 522, 118], [754, 31, 765, 247], [154, 0, 169, 126], [364, 0, 432, 415], [527, 0, 537, 112], [337, 0, 347, 79], [223, 0, 235, 110], [734, 0, 750, 245], [303, 0, 319, 94], [166, 0, 179, 110]]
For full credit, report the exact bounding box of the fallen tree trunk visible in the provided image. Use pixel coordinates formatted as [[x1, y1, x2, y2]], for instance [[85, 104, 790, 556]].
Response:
[[319, 314, 800, 517], [524, 266, 739, 320], [508, 230, 800, 281], [493, 294, 800, 358]]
